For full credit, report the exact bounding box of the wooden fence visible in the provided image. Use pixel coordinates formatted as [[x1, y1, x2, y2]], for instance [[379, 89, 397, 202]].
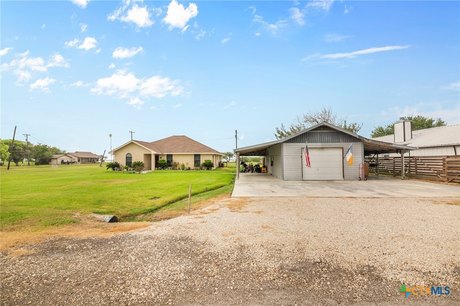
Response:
[[365, 156, 460, 183]]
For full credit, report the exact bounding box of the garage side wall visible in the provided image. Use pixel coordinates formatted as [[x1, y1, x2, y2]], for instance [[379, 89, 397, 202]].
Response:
[[282, 142, 363, 180], [267, 144, 282, 179]]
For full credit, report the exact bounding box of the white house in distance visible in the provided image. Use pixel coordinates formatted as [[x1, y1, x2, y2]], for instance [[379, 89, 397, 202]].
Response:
[[234, 122, 412, 181], [373, 120, 460, 157], [112, 135, 223, 170]]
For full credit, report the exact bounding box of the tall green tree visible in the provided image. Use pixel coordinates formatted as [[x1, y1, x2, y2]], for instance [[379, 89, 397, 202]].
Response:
[[2, 140, 27, 166], [274, 107, 363, 139], [371, 115, 446, 138], [0, 142, 10, 164], [32, 144, 62, 165]]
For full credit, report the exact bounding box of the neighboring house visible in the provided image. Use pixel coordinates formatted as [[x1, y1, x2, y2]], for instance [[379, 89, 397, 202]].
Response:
[[112, 135, 223, 170], [235, 122, 412, 181], [68, 151, 100, 163], [373, 120, 460, 157], [50, 154, 77, 165], [50, 151, 99, 165]]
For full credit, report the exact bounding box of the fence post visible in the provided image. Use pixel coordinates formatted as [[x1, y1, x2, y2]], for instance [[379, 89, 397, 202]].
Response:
[[188, 184, 192, 213], [444, 158, 448, 182], [414, 157, 417, 176], [392, 158, 396, 177]]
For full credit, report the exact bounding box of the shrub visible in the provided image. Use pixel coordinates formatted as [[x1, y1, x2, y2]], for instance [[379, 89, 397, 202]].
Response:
[[106, 161, 121, 171], [180, 163, 186, 170], [132, 161, 144, 173], [157, 159, 168, 169], [202, 160, 214, 170], [172, 161, 180, 170]]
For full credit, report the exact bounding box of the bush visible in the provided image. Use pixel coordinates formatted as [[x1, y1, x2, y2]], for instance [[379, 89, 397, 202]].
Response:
[[180, 163, 186, 170], [172, 161, 180, 170], [157, 159, 168, 169], [106, 161, 121, 171], [202, 160, 214, 170], [132, 161, 144, 173]]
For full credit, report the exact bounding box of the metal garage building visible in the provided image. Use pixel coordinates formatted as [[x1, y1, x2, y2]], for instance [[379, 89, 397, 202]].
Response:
[[235, 122, 413, 181]]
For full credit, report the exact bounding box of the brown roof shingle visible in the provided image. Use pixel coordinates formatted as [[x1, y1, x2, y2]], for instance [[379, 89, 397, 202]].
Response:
[[130, 136, 221, 154], [150, 135, 221, 154]]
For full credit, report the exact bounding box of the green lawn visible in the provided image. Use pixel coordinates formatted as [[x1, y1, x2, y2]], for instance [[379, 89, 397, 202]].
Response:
[[0, 164, 235, 230]]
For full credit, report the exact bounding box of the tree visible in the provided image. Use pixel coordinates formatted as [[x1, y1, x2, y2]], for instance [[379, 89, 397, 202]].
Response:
[[0, 142, 10, 164], [223, 152, 234, 163], [3, 140, 27, 166], [371, 115, 447, 138], [274, 107, 362, 139], [31, 144, 61, 165]]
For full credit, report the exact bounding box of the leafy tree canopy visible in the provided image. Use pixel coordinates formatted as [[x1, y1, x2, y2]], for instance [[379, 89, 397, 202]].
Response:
[[370, 115, 446, 138], [274, 107, 363, 139]]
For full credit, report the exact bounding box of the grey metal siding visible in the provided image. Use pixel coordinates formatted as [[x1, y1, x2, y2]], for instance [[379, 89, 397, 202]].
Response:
[[286, 130, 359, 144], [282, 142, 363, 180], [267, 144, 282, 179]]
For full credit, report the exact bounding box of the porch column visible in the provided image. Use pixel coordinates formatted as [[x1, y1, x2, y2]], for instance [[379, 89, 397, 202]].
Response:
[[236, 153, 240, 179], [401, 151, 405, 179], [376, 154, 379, 176], [151, 153, 155, 170]]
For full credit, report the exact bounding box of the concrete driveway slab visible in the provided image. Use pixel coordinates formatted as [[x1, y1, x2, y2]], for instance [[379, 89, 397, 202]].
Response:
[[232, 173, 460, 198]]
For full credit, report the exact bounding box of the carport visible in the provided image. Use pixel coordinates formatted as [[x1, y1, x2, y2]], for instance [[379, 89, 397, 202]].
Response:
[[235, 122, 415, 181]]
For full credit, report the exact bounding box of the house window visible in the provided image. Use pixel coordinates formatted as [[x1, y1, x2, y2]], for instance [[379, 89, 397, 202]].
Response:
[[166, 154, 173, 167], [126, 153, 132, 167], [194, 154, 201, 167]]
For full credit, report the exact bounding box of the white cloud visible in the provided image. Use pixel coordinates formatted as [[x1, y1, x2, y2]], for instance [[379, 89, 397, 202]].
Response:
[[91, 70, 183, 107], [323, 33, 351, 43], [290, 7, 305, 26], [70, 80, 89, 88], [80, 23, 88, 33], [108, 63, 116, 69], [2, 51, 69, 83], [48, 53, 69, 68], [30, 77, 56, 92], [41, 24, 46, 29], [443, 81, 460, 92], [108, 1, 153, 28], [112, 46, 143, 59], [224, 100, 237, 109], [128, 97, 144, 108], [0, 47, 12, 56], [221, 34, 231, 44], [71, 0, 89, 9], [253, 14, 288, 36], [307, 0, 334, 12], [65, 38, 80, 48], [78, 37, 97, 50], [320, 45, 409, 59], [163, 0, 198, 31]]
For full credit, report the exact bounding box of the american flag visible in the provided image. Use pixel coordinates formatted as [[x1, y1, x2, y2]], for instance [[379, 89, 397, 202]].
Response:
[[304, 144, 311, 168]]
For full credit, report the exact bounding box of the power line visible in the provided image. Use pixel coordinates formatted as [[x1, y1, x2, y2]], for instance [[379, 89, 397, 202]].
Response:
[[23, 133, 31, 166]]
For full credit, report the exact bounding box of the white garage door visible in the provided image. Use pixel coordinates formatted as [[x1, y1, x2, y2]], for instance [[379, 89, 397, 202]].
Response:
[[302, 147, 343, 180]]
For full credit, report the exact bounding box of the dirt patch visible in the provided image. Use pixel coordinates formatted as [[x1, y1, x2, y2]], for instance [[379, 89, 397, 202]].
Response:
[[227, 197, 249, 211], [434, 199, 460, 206], [0, 219, 150, 255]]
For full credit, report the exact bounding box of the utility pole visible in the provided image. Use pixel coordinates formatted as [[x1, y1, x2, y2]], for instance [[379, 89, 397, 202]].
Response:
[[109, 133, 113, 162], [129, 130, 135, 140], [235, 129, 238, 149], [7, 126, 17, 170], [23, 133, 31, 166]]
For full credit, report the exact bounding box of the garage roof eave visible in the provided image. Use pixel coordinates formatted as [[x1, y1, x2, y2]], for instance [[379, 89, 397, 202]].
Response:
[[362, 138, 416, 154], [234, 139, 280, 155]]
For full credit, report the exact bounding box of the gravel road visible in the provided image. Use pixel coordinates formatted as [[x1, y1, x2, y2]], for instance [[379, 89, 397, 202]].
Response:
[[1, 197, 459, 305]]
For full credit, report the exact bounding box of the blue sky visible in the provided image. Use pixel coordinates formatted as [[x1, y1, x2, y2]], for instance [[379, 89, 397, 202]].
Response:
[[1, 0, 459, 153]]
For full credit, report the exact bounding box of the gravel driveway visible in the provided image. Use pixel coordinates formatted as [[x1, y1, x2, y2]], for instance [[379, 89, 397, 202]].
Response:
[[1, 197, 459, 305]]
